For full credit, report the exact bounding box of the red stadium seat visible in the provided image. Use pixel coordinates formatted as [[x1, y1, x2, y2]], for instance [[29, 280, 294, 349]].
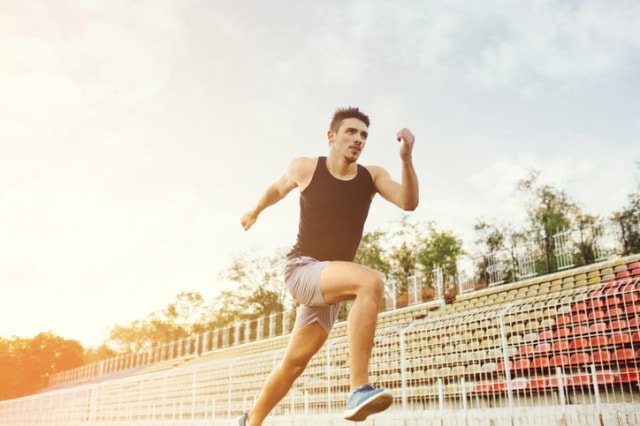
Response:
[[569, 373, 591, 387], [611, 332, 631, 346], [625, 304, 640, 315], [631, 267, 640, 276], [553, 340, 569, 352], [605, 296, 622, 307], [549, 355, 569, 367], [628, 261, 640, 270], [538, 330, 554, 340], [592, 351, 611, 364], [534, 343, 552, 354], [589, 322, 607, 334], [587, 299, 604, 310], [532, 357, 549, 369], [623, 292, 638, 303], [553, 328, 571, 339], [556, 314, 572, 326], [572, 302, 588, 312], [513, 359, 531, 371], [474, 380, 507, 393], [587, 309, 605, 321], [609, 319, 628, 331], [595, 370, 617, 385], [569, 337, 589, 350], [617, 368, 639, 383], [529, 376, 548, 389], [588, 288, 605, 298], [606, 307, 625, 318], [569, 353, 590, 366], [590, 335, 609, 347], [548, 374, 569, 388], [511, 378, 529, 391], [629, 317, 640, 328], [497, 361, 512, 372], [632, 331, 640, 343], [571, 325, 589, 336], [616, 270, 631, 279], [571, 313, 587, 324], [518, 345, 535, 357], [612, 348, 635, 361]]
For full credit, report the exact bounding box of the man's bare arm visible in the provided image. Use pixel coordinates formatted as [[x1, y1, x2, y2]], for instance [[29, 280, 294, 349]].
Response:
[[240, 157, 312, 231], [369, 128, 419, 211]]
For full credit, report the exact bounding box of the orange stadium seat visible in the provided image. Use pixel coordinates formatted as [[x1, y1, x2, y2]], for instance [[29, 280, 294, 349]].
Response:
[[549, 355, 569, 368], [616, 270, 631, 279], [587, 309, 605, 321], [592, 350, 611, 364], [528, 376, 548, 389], [553, 340, 569, 352], [609, 319, 628, 331], [595, 370, 617, 385], [612, 348, 635, 362], [611, 332, 631, 346], [538, 330, 554, 340], [555, 314, 572, 327], [569, 373, 591, 387], [589, 321, 607, 333], [571, 325, 589, 336], [617, 368, 639, 383], [532, 357, 549, 370], [513, 359, 531, 371], [571, 312, 588, 324], [553, 328, 571, 339], [518, 345, 535, 357], [569, 337, 589, 350], [623, 292, 638, 304], [533, 343, 552, 354], [587, 299, 604, 310], [548, 374, 569, 388], [569, 353, 590, 366], [632, 331, 640, 343], [607, 307, 625, 318], [590, 335, 609, 347]]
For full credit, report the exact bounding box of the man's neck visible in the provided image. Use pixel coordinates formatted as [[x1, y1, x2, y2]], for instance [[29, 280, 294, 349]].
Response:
[[325, 153, 358, 180]]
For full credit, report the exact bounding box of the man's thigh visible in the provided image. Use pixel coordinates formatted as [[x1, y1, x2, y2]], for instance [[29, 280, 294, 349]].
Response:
[[320, 261, 383, 305]]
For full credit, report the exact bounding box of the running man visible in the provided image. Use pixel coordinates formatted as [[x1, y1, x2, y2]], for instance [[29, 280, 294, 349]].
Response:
[[239, 106, 419, 425]]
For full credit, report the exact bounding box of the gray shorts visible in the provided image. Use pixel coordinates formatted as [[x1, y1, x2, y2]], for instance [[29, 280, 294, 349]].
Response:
[[283, 256, 341, 334]]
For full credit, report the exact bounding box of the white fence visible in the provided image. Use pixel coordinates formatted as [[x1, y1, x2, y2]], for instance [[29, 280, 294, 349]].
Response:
[[1, 271, 638, 426]]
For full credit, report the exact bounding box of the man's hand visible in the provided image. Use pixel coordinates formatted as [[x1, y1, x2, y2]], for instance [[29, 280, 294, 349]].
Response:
[[396, 128, 415, 161], [240, 209, 258, 231]]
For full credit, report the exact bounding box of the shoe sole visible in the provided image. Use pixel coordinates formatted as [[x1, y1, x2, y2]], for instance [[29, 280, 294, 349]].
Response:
[[343, 390, 393, 422]]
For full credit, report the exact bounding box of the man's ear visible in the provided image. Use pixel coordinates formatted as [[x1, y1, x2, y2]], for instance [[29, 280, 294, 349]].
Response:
[[327, 130, 335, 145]]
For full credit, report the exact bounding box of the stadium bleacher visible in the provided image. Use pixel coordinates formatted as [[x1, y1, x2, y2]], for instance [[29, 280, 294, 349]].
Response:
[[0, 255, 638, 425]]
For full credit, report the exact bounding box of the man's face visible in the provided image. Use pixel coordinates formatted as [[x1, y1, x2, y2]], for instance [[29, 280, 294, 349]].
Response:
[[328, 118, 369, 163]]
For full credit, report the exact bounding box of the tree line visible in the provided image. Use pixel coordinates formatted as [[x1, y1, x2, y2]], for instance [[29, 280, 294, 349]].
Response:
[[2, 168, 638, 400]]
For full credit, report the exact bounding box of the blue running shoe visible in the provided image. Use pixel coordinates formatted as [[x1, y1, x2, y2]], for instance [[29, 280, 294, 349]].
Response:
[[343, 384, 393, 421], [236, 412, 248, 425]]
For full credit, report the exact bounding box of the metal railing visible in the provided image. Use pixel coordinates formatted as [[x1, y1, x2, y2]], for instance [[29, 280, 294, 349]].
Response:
[[47, 220, 633, 387], [2, 270, 638, 425]]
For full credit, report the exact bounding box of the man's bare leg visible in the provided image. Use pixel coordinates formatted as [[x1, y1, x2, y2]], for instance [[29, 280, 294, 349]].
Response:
[[245, 322, 328, 426], [319, 261, 385, 390]]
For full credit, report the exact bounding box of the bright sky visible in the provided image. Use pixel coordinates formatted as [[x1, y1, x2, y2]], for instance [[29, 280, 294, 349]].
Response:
[[1, 0, 639, 348]]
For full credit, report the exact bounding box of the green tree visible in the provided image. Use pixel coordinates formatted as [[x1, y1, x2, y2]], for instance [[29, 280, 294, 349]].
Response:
[[612, 164, 640, 255], [0, 333, 84, 400], [215, 248, 288, 326], [355, 229, 392, 277], [516, 170, 580, 272]]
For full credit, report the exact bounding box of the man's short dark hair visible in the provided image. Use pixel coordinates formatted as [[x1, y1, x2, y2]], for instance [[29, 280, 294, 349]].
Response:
[[329, 107, 370, 133]]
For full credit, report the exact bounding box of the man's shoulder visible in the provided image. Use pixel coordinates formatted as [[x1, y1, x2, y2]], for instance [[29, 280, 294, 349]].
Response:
[[290, 156, 319, 173]]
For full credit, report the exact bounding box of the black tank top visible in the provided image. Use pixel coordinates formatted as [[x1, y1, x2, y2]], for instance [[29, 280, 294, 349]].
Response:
[[288, 156, 375, 262]]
